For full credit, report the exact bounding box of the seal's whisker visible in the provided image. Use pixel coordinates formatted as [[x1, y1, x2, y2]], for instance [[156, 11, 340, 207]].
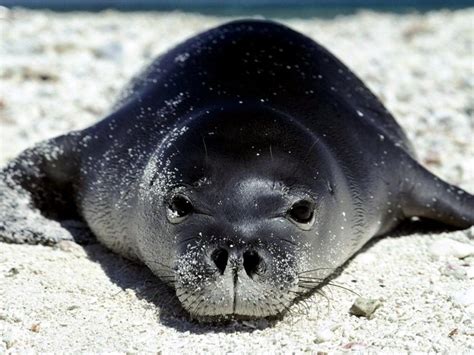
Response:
[[288, 140, 318, 178], [150, 267, 175, 277], [255, 299, 267, 318], [189, 294, 207, 316], [298, 278, 359, 296], [155, 273, 175, 281], [280, 238, 298, 246], [287, 290, 304, 295], [298, 267, 338, 275], [179, 291, 200, 310], [316, 289, 333, 316], [301, 299, 314, 314], [277, 299, 294, 317], [298, 276, 325, 281], [201, 136, 208, 166], [322, 282, 359, 296], [316, 288, 331, 302], [296, 284, 315, 290], [175, 289, 188, 298], [147, 260, 174, 271]]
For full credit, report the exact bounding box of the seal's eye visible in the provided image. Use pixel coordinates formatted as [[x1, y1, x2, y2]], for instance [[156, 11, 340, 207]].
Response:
[[287, 200, 315, 229], [167, 195, 193, 223]]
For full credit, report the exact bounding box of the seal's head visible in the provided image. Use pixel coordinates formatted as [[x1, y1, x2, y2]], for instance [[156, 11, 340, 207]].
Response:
[[137, 105, 351, 320]]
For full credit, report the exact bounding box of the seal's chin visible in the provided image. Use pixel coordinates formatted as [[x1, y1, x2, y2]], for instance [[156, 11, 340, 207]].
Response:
[[175, 266, 298, 320]]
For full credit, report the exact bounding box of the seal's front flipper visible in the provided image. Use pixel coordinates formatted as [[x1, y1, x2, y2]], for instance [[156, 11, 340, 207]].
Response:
[[0, 133, 93, 245], [401, 161, 474, 229]]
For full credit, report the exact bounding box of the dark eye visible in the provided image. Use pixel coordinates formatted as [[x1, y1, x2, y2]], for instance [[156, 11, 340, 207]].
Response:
[[287, 200, 315, 226], [167, 194, 193, 223]]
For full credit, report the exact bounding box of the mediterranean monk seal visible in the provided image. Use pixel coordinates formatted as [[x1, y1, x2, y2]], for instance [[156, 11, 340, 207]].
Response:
[[1, 20, 473, 320]]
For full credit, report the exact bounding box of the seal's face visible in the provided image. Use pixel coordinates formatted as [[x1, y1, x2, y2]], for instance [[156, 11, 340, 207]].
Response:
[[137, 107, 348, 319], [165, 177, 319, 318]]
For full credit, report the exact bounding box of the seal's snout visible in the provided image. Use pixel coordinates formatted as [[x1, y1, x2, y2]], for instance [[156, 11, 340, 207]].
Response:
[[174, 233, 298, 319], [211, 247, 265, 279]]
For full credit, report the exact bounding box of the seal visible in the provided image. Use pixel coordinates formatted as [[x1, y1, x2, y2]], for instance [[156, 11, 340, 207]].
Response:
[[1, 20, 473, 320]]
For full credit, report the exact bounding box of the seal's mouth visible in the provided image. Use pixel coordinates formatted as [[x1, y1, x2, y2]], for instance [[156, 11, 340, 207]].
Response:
[[175, 275, 297, 319]]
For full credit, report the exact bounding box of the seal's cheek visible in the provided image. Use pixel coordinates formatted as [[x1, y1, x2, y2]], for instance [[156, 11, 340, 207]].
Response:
[[173, 239, 300, 319]]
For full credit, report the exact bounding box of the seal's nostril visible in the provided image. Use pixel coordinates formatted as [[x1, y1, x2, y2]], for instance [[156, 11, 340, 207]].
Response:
[[211, 248, 228, 274], [243, 250, 263, 279]]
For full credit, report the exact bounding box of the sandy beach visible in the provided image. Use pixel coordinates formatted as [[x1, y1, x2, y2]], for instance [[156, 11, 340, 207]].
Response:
[[0, 7, 473, 353]]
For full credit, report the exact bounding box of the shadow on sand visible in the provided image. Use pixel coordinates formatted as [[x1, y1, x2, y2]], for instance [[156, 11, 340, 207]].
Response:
[[81, 242, 275, 334], [71, 217, 455, 334]]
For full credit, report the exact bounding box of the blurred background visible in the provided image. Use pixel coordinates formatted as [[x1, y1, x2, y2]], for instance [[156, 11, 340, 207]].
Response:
[[1, 0, 472, 16]]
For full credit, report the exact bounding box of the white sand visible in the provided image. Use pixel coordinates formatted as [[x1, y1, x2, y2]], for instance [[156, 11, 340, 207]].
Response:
[[0, 8, 473, 353]]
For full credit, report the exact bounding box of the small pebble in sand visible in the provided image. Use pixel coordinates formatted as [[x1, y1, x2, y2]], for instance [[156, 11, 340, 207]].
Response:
[[30, 323, 41, 333], [462, 255, 474, 265], [313, 327, 334, 343], [465, 266, 474, 279], [448, 328, 458, 338], [56, 240, 86, 257], [349, 297, 382, 319], [3, 66, 60, 82], [451, 287, 474, 307], [2, 332, 16, 349], [429, 239, 474, 259], [0, 312, 22, 323], [5, 267, 20, 277], [93, 42, 123, 61], [342, 342, 366, 350], [440, 263, 468, 280]]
